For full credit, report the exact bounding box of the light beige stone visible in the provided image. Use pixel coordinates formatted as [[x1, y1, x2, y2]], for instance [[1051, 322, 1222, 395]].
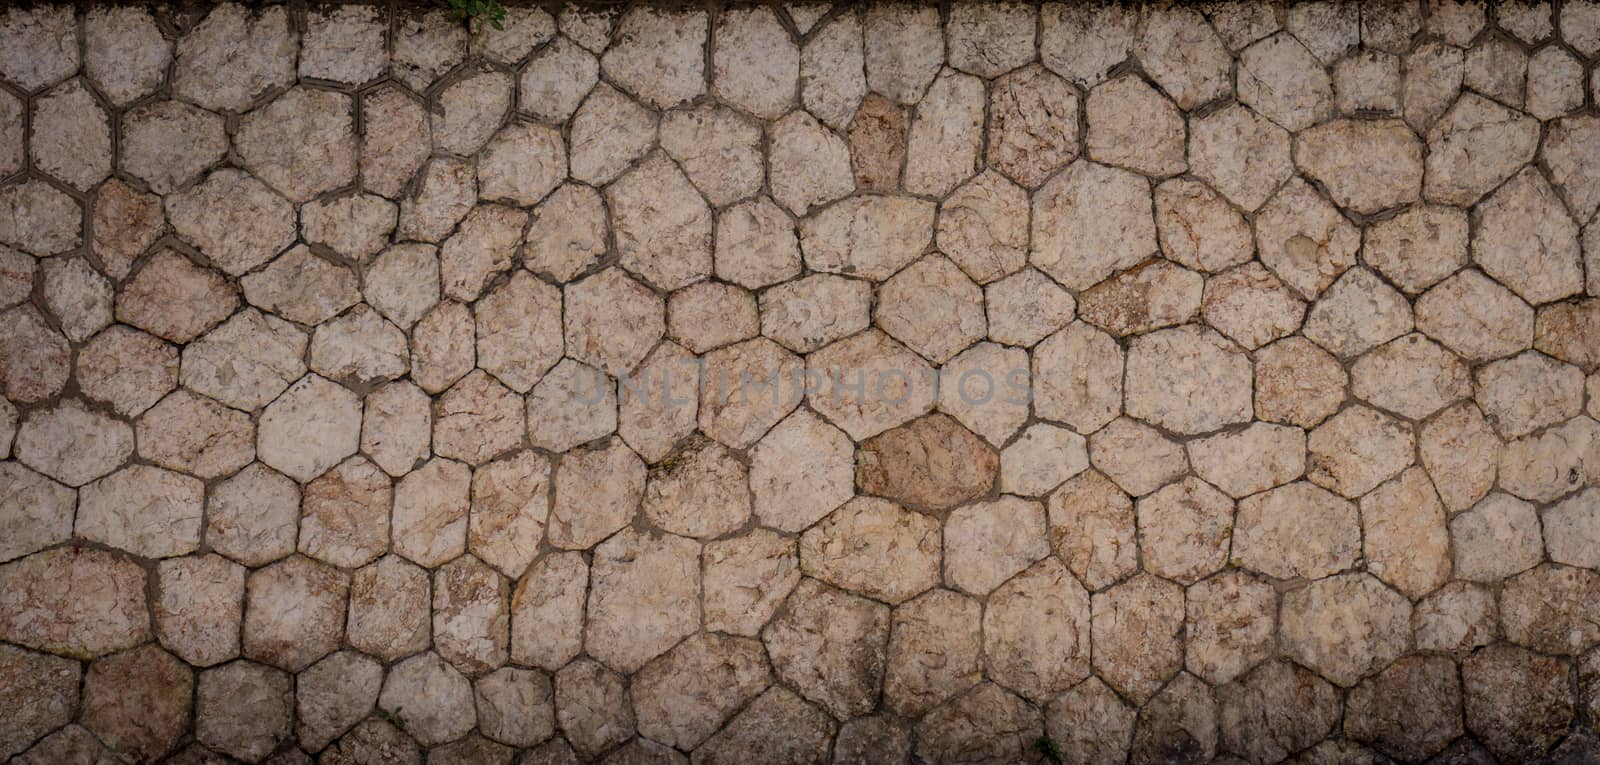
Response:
[[947, 1, 1034, 77], [1186, 571, 1276, 685], [523, 184, 606, 283], [1307, 405, 1416, 498], [14, 399, 133, 488], [759, 274, 871, 354], [914, 682, 1044, 764], [884, 589, 982, 717], [1217, 660, 1341, 765], [983, 558, 1092, 702], [1079, 260, 1204, 337], [360, 85, 429, 199], [1332, 49, 1401, 114], [136, 390, 254, 480], [1031, 161, 1156, 291], [769, 111, 855, 217], [1281, 573, 1412, 687], [0, 305, 69, 404], [80, 645, 191, 761], [1135, 7, 1232, 109], [84, 6, 169, 104], [1087, 75, 1186, 177], [632, 633, 770, 750], [601, 8, 706, 109], [1475, 351, 1585, 439], [801, 13, 866, 129], [360, 381, 431, 477], [1136, 478, 1235, 585], [1033, 321, 1123, 433], [116, 249, 238, 345], [0, 463, 73, 564], [392, 457, 471, 567], [1088, 417, 1188, 497], [509, 552, 586, 670], [0, 179, 79, 257], [1092, 575, 1185, 703], [1154, 180, 1253, 275], [617, 342, 700, 463], [703, 530, 799, 636], [1238, 33, 1334, 131], [195, 661, 292, 761], [548, 437, 644, 547], [432, 555, 509, 674], [987, 64, 1080, 188], [236, 87, 357, 203], [30, 79, 111, 191], [800, 194, 934, 280], [586, 529, 700, 673], [1043, 677, 1136, 765], [801, 496, 940, 604], [300, 5, 385, 85], [1361, 466, 1452, 599], [296, 651, 383, 752], [1125, 325, 1253, 435], [205, 463, 298, 567], [519, 37, 596, 123], [1047, 470, 1137, 590], [77, 465, 203, 559], [937, 171, 1029, 284], [153, 554, 244, 668], [564, 268, 664, 378], [749, 408, 854, 532], [0, 644, 81, 760], [243, 556, 348, 672], [607, 152, 712, 291], [347, 556, 431, 661], [554, 659, 633, 759], [644, 440, 749, 539], [667, 282, 758, 355], [763, 578, 888, 719], [172, 4, 295, 112], [985, 268, 1076, 348], [0, 546, 149, 659], [1232, 481, 1360, 580], [1425, 94, 1540, 206], [433, 370, 523, 466], [299, 457, 391, 569], [378, 652, 475, 746], [695, 687, 834, 765]]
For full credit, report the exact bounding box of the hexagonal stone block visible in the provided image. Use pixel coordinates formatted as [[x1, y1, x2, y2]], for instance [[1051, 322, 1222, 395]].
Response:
[[0, 546, 149, 659], [585, 529, 700, 674], [242, 556, 347, 672], [77, 465, 203, 559], [1279, 573, 1411, 687], [984, 558, 1091, 703], [763, 578, 889, 719], [258, 374, 362, 483]]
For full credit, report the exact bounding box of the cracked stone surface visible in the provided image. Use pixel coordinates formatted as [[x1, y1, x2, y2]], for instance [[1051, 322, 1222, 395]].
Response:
[[0, 5, 1593, 761]]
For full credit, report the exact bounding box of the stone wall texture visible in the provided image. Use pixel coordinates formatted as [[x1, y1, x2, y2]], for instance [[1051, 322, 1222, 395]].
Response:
[[1, 0, 1600, 762]]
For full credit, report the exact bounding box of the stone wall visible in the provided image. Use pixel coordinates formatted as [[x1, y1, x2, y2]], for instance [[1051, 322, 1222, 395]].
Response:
[[1, 1, 1600, 762]]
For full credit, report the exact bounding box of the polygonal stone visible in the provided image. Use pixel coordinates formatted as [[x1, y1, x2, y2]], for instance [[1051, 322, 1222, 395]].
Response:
[[1032, 321, 1122, 434], [1360, 466, 1452, 599], [432, 68, 513, 156], [1527, 47, 1585, 120], [1500, 0, 1554, 42], [432, 555, 509, 674], [38, 257, 111, 343], [1089, 417, 1188, 497], [1307, 405, 1416, 498], [1237, 33, 1333, 132], [519, 37, 596, 123], [1415, 269, 1534, 361], [1092, 575, 1185, 704], [0, 546, 149, 659], [1295, 119, 1422, 215], [440, 204, 527, 302], [310, 305, 409, 386], [586, 529, 699, 674], [433, 371, 523, 466], [875, 255, 985, 363], [80, 646, 191, 762], [1201, 264, 1305, 350], [903, 69, 984, 198], [1499, 414, 1600, 502], [799, 194, 934, 280], [347, 556, 432, 661], [1546, 488, 1600, 567], [257, 374, 361, 482], [742, 412, 852, 535], [1474, 167, 1583, 306], [800, 12, 866, 129], [643, 440, 749, 539], [937, 171, 1029, 285], [1125, 325, 1253, 435], [1333, 50, 1401, 116], [943, 497, 1047, 597], [860, 3, 941, 104], [0, 644, 80, 760], [1414, 580, 1498, 653], [984, 558, 1092, 702], [1363, 204, 1469, 294], [983, 270, 1073, 348], [945, 1, 1033, 77], [181, 309, 306, 412], [937, 342, 1029, 447], [172, 5, 295, 112], [471, 124, 564, 210], [0, 463, 73, 564], [1185, 572, 1276, 686], [296, 651, 384, 752], [567, 84, 655, 186], [0, 92, 15, 178], [398, 158, 477, 244], [617, 342, 699, 464], [696, 337, 801, 449], [509, 552, 586, 671], [30, 79, 111, 191], [300, 5, 385, 85], [1087, 75, 1185, 177], [758, 274, 870, 354], [1463, 36, 1527, 107], [1079, 259, 1203, 337], [1407, 44, 1466, 131], [1043, 678, 1135, 765], [14, 399, 133, 487], [471, 274, 560, 393], [564, 268, 663, 378], [525, 359, 614, 453], [800, 496, 940, 605], [1475, 351, 1585, 438], [243, 556, 347, 672], [762, 578, 888, 719], [857, 413, 996, 511], [462, 452, 547, 580], [914, 683, 1043, 764], [1420, 402, 1499, 512], [1046, 470, 1137, 590], [1462, 643, 1574, 762], [392, 457, 470, 567], [236, 88, 357, 203], [695, 687, 834, 765], [136, 390, 254, 479], [711, 7, 797, 119], [1134, 7, 1232, 109], [205, 463, 299, 567], [835, 717, 913, 765], [0, 179, 79, 256], [0, 305, 69, 404], [882, 589, 982, 717], [552, 659, 632, 759], [601, 8, 705, 108], [89, 179, 162, 280], [1501, 563, 1600, 654], [1188, 105, 1293, 212], [300, 194, 396, 265], [607, 155, 712, 291], [699, 530, 798, 640], [474, 666, 554, 748], [84, 6, 169, 104], [849, 93, 907, 192], [242, 246, 360, 326], [379, 653, 475, 746], [987, 64, 1080, 188], [1000, 423, 1088, 498], [1281, 573, 1411, 687], [1031, 161, 1156, 291], [196, 661, 292, 761], [360, 85, 429, 199], [321, 719, 420, 765], [1155, 179, 1254, 274], [711, 200, 798, 292], [120, 252, 242, 352], [1232, 481, 1359, 580], [1135, 478, 1234, 585], [1351, 333, 1470, 420], [299, 457, 392, 569], [769, 111, 855, 218], [1217, 660, 1340, 765], [76, 465, 202, 559], [1255, 179, 1360, 301], [632, 633, 770, 750], [547, 438, 644, 551], [1450, 492, 1544, 582], [523, 184, 606, 283], [391, 11, 466, 93], [1040, 3, 1137, 86], [1536, 299, 1600, 372], [1542, 116, 1600, 224], [1425, 94, 1540, 206]]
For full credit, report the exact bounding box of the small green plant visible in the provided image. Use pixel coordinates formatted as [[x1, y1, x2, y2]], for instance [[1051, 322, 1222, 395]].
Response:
[[445, 0, 507, 31], [1034, 735, 1064, 764], [376, 706, 408, 730]]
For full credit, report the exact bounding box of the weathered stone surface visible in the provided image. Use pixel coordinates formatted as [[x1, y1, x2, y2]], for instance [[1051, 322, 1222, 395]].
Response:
[[834, 716, 913, 765], [564, 268, 663, 378], [586, 529, 699, 673], [31, 79, 111, 191], [348, 556, 431, 661], [1136, 7, 1231, 108], [553, 659, 633, 759], [0, 179, 79, 257], [1462, 643, 1574, 762], [1416, 269, 1534, 362], [1232, 481, 1359, 580], [1352, 333, 1471, 420], [857, 413, 996, 511], [78, 464, 203, 559], [1449, 492, 1544, 583], [39, 257, 112, 343], [1186, 572, 1276, 686], [984, 558, 1091, 702], [1093, 575, 1185, 704], [632, 633, 769, 750], [986, 65, 1079, 190], [1187, 423, 1305, 499], [703, 530, 797, 638], [800, 12, 866, 130], [1414, 580, 1498, 653], [474, 273, 561, 393], [1333, 49, 1401, 114], [473, 666, 553, 748], [1474, 167, 1583, 306], [507, 551, 584, 671], [1032, 321, 1122, 433], [433, 370, 523, 466], [242, 246, 361, 327], [695, 687, 834, 765], [378, 652, 475, 746], [520, 37, 596, 123], [1135, 478, 1234, 585], [0, 547, 149, 660], [237, 87, 357, 203], [243, 556, 346, 672], [296, 651, 383, 752], [937, 171, 1029, 285], [1217, 660, 1340, 765], [1500, 563, 1600, 655], [1296, 119, 1422, 214], [1280, 573, 1412, 687], [1080, 260, 1203, 337], [1089, 417, 1188, 497], [180, 309, 305, 413], [643, 440, 748, 538], [759, 274, 870, 354], [999, 423, 1087, 498], [89, 179, 162, 280], [300, 5, 385, 85], [1361, 466, 1452, 599], [202, 463, 297, 568], [913, 683, 1043, 764], [439, 204, 528, 303], [390, 10, 466, 92], [390, 457, 471, 568], [1498, 415, 1600, 503], [432, 68, 512, 157], [81, 645, 191, 762], [881, 589, 982, 717], [601, 8, 705, 109], [769, 111, 854, 218], [714, 198, 799, 290], [523, 184, 606, 283], [762, 578, 888, 719], [432, 555, 508, 674], [1238, 33, 1333, 131], [136, 390, 254, 479], [667, 281, 758, 355], [1189, 104, 1293, 213], [1129, 672, 1218, 765], [172, 5, 295, 112], [1155, 179, 1254, 274], [1201, 264, 1305, 351], [117, 250, 238, 345], [1032, 161, 1156, 291], [848, 93, 906, 192], [0, 305, 70, 404], [1425, 94, 1540, 206], [607, 152, 712, 291], [1047, 470, 1137, 590], [320, 719, 420, 765], [299, 457, 391, 569], [1307, 405, 1416, 498], [14, 399, 133, 488], [1256, 180, 1361, 301], [398, 158, 477, 244], [257, 374, 361, 482], [360, 85, 429, 199], [84, 6, 168, 104], [195, 661, 292, 761], [0, 644, 81, 760], [0, 463, 73, 564], [1043, 677, 1136, 765], [1126, 325, 1253, 435], [799, 194, 934, 281], [1040, 4, 1137, 86], [800, 496, 940, 605]]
